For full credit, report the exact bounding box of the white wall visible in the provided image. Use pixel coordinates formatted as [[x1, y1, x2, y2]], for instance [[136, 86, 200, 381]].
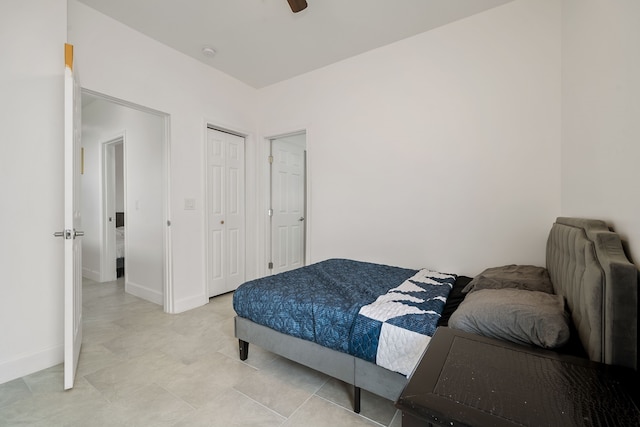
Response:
[[561, 0, 640, 265], [68, 0, 260, 313], [81, 97, 165, 304], [258, 0, 562, 276], [0, 0, 67, 383]]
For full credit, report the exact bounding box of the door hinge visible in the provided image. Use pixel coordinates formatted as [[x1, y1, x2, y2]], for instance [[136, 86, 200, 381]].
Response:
[[268, 155, 273, 164], [268, 262, 273, 269]]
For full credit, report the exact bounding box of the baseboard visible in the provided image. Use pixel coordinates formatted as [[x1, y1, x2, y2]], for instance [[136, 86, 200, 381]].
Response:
[[82, 267, 101, 282], [173, 293, 208, 314], [0, 345, 63, 385], [125, 281, 163, 306]]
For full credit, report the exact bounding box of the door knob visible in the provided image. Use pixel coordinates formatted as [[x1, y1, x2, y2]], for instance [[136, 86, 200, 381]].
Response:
[[53, 229, 84, 239], [298, 217, 305, 222], [221, 220, 225, 224]]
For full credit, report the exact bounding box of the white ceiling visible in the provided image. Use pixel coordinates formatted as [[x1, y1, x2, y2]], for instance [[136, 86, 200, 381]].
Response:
[[76, 0, 514, 88]]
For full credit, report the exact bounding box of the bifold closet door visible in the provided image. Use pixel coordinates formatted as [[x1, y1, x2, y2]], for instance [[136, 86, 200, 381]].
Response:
[[206, 128, 245, 297]]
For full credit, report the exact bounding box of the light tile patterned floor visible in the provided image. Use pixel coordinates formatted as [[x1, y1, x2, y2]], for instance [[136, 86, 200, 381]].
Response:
[[0, 278, 402, 426]]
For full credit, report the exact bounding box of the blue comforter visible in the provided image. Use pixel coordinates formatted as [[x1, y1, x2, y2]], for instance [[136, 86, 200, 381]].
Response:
[[233, 258, 455, 372]]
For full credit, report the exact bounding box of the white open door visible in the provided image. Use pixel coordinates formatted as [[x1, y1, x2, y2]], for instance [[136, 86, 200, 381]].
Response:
[[62, 43, 83, 390], [101, 137, 122, 282], [271, 138, 306, 275]]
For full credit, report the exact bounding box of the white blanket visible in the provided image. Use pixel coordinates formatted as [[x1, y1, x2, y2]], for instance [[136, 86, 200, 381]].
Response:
[[354, 269, 456, 376]]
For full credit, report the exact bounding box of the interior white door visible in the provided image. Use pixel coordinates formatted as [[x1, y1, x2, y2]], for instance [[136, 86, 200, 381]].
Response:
[[271, 139, 306, 275], [102, 141, 117, 281], [207, 128, 245, 297], [63, 44, 83, 390]]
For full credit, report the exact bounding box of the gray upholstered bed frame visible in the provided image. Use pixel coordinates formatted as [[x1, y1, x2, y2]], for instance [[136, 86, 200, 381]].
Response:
[[234, 217, 638, 412], [234, 317, 405, 412], [547, 217, 638, 369]]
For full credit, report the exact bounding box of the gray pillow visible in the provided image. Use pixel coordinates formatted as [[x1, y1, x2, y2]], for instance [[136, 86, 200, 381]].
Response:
[[449, 289, 570, 349], [462, 264, 554, 294]]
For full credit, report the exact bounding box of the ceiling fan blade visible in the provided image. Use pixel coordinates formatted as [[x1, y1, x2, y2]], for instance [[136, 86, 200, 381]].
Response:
[[287, 0, 308, 13]]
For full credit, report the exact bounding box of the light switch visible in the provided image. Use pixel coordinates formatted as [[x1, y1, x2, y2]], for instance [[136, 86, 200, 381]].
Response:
[[184, 198, 196, 210]]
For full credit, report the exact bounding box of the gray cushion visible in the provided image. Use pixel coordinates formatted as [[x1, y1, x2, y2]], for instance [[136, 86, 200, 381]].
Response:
[[462, 264, 554, 294], [449, 289, 570, 349]]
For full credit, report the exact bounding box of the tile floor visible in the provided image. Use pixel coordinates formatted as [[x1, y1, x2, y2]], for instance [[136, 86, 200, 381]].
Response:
[[0, 278, 403, 426]]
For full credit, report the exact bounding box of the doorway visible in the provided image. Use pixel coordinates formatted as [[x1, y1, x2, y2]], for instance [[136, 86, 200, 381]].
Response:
[[81, 90, 170, 310], [268, 132, 307, 275], [101, 137, 125, 282]]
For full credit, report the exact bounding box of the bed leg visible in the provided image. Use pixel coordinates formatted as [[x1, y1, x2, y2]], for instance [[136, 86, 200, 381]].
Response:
[[354, 386, 361, 413], [239, 340, 249, 361]]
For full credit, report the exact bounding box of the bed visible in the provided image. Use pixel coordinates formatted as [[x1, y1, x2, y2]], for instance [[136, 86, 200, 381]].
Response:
[[115, 211, 125, 278], [233, 217, 638, 412]]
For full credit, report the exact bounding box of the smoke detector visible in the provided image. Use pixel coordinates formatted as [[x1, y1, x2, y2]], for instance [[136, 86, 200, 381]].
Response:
[[201, 46, 216, 58]]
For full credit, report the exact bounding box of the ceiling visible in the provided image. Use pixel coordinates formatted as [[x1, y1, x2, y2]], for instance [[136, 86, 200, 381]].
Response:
[[76, 0, 515, 89]]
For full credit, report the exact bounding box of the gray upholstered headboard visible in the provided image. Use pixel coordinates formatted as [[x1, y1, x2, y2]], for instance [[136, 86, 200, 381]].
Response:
[[546, 217, 638, 370]]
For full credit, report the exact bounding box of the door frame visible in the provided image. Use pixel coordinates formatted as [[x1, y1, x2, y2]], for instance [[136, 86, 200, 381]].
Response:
[[100, 134, 125, 283], [82, 88, 173, 312], [261, 129, 310, 277]]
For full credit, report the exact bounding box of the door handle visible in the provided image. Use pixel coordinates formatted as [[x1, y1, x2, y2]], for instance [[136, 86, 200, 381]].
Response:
[[298, 217, 305, 222], [53, 229, 84, 239]]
